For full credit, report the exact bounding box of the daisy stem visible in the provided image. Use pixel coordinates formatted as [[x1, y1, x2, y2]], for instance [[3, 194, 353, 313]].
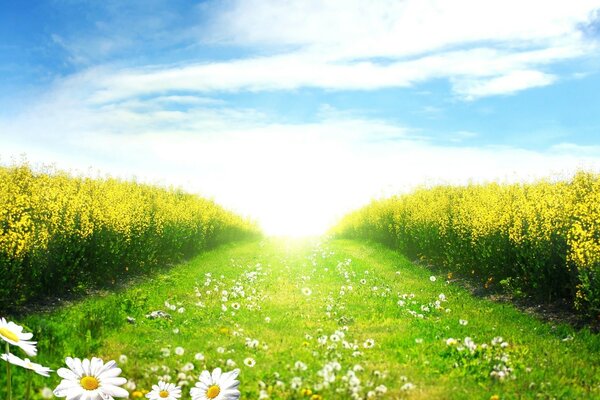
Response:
[[25, 370, 32, 400], [5, 342, 11, 400]]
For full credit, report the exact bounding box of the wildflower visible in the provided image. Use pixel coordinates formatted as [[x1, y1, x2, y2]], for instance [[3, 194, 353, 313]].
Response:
[[195, 353, 205, 361], [295, 361, 307, 371], [243, 357, 256, 367], [175, 347, 185, 356], [146, 381, 181, 400], [119, 354, 128, 364], [375, 385, 387, 394], [363, 338, 375, 348], [132, 391, 144, 398], [401, 382, 415, 391], [430, 276, 437, 282], [53, 357, 128, 399], [40, 387, 53, 399], [1, 353, 52, 376], [264, 317, 271, 323], [226, 359, 237, 368], [190, 368, 240, 400], [459, 319, 468, 326], [0, 318, 37, 356], [302, 288, 312, 296], [446, 338, 457, 346]]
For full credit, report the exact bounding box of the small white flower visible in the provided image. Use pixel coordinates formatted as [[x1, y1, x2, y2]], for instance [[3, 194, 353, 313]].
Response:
[[0, 318, 37, 356], [459, 319, 468, 326], [226, 359, 237, 368], [195, 353, 205, 361], [301, 287, 312, 296], [294, 361, 307, 371], [53, 357, 128, 400], [243, 357, 256, 367], [175, 347, 185, 356], [119, 354, 128, 364], [401, 382, 415, 391], [363, 339, 375, 349], [430, 276, 437, 282], [190, 368, 240, 400], [146, 381, 182, 400], [1, 353, 52, 376], [264, 317, 271, 323], [40, 387, 53, 399], [178, 307, 185, 314]]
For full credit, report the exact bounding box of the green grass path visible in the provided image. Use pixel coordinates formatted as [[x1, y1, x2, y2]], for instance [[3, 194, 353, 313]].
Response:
[[11, 239, 600, 399]]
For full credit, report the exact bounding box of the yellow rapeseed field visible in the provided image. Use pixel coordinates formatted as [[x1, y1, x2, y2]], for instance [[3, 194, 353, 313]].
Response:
[[333, 172, 600, 317], [0, 163, 259, 311]]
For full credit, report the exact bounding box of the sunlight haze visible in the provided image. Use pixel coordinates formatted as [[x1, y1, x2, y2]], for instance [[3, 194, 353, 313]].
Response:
[[1, 1, 600, 235]]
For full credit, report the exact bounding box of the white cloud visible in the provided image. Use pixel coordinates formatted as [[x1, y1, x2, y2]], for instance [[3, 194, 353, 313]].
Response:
[[30, 1, 599, 103], [208, 0, 598, 58], [453, 70, 558, 100]]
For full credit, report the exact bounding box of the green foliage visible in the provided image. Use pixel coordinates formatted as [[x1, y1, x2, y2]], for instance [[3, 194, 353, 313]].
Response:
[[332, 172, 600, 318], [4, 239, 599, 399], [0, 163, 260, 312]]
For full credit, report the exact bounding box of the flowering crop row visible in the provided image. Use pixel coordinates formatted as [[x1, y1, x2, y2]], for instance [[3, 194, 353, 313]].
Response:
[[332, 172, 600, 317], [0, 163, 260, 311]]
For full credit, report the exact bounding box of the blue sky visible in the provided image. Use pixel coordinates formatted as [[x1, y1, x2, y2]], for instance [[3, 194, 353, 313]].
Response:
[[2, 0, 600, 234]]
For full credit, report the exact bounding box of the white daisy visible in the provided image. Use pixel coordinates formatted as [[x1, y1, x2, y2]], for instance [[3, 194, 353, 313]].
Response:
[[53, 357, 129, 400], [430, 276, 437, 282], [459, 319, 468, 326], [146, 381, 182, 400], [1, 353, 52, 376], [175, 347, 185, 356], [243, 357, 256, 368], [0, 318, 37, 356], [190, 368, 240, 400], [301, 287, 312, 296]]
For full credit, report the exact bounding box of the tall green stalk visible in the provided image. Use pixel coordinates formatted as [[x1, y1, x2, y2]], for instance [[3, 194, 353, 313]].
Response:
[[5, 342, 11, 400], [25, 370, 32, 400]]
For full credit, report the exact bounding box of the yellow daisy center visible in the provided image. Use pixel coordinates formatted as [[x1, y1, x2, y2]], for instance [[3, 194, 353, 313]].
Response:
[[159, 390, 170, 398], [0, 327, 19, 342], [80, 376, 100, 391], [206, 385, 221, 399]]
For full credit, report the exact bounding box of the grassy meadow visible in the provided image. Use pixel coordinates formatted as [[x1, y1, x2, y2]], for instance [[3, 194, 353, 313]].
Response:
[[4, 239, 600, 399], [2, 166, 600, 399]]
